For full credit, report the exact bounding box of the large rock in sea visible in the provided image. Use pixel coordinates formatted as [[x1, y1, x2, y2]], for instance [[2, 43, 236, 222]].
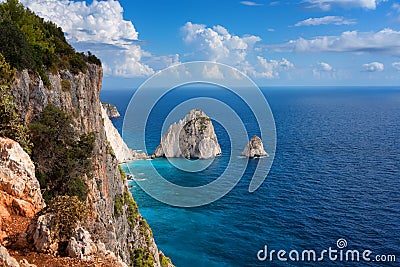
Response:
[[154, 109, 222, 159], [242, 136, 268, 158]]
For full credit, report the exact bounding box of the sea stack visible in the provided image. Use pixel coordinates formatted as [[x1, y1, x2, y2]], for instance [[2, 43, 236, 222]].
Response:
[[154, 109, 222, 159], [242, 135, 268, 158], [101, 102, 121, 118]]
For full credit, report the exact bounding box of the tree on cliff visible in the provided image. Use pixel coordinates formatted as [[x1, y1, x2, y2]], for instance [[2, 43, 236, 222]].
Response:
[[0, 0, 101, 85]]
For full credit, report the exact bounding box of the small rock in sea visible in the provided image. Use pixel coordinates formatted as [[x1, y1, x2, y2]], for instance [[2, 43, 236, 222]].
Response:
[[242, 135, 268, 158]]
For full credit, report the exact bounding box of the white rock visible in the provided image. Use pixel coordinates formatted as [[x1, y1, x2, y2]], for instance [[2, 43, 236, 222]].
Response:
[[66, 227, 97, 259], [101, 106, 134, 163], [0, 138, 45, 213], [0, 245, 20, 267], [242, 136, 268, 158], [30, 213, 58, 254], [154, 109, 221, 159]]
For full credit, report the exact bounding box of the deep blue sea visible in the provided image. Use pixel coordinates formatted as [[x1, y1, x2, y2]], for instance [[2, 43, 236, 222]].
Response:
[[101, 87, 400, 267]]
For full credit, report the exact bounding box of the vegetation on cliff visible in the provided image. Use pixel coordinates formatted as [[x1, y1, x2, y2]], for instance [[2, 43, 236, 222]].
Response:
[[0, 53, 33, 154], [0, 0, 101, 85], [29, 105, 95, 203]]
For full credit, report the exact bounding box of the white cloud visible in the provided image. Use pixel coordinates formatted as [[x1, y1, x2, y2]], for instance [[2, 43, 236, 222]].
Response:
[[246, 56, 294, 79], [304, 0, 385, 10], [12, 0, 179, 77], [363, 62, 384, 72], [317, 62, 333, 71], [20, 0, 138, 45], [202, 65, 225, 79], [313, 62, 335, 78], [392, 62, 400, 71], [240, 1, 263, 6], [181, 22, 294, 79], [182, 22, 261, 66], [392, 3, 400, 12], [295, 16, 356, 26], [274, 29, 400, 55]]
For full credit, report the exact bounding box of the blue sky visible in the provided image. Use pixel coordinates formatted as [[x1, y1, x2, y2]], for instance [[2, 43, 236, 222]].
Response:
[[12, 0, 400, 87]]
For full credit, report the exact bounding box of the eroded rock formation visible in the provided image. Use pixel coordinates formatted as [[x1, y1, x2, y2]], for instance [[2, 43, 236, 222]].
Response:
[[242, 135, 268, 158], [154, 109, 221, 159], [102, 103, 120, 118]]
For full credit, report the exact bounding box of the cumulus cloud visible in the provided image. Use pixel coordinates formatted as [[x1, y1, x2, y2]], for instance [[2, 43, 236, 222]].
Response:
[[304, 0, 384, 10], [181, 22, 294, 79], [295, 16, 356, 26], [182, 22, 261, 65], [12, 0, 178, 77], [240, 1, 263, 6], [245, 57, 294, 79], [202, 65, 225, 79], [313, 62, 335, 78], [317, 62, 333, 71], [273, 29, 400, 55], [363, 62, 384, 72], [392, 62, 400, 71]]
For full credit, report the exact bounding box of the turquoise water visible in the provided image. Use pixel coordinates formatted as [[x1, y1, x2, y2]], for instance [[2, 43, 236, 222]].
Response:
[[101, 87, 400, 266]]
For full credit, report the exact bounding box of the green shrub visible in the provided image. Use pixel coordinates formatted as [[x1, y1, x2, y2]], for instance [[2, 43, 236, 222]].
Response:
[[30, 105, 94, 203], [159, 254, 171, 267], [0, 53, 33, 154], [130, 248, 154, 267], [124, 191, 139, 227], [67, 177, 89, 202], [87, 51, 101, 66], [119, 165, 127, 180], [69, 52, 87, 74], [47, 195, 88, 241], [114, 194, 124, 217], [60, 79, 70, 92]]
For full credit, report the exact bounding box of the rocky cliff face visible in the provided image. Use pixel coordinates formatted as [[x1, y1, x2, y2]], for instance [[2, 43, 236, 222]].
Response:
[[100, 106, 134, 163], [10, 66, 172, 266], [154, 109, 221, 159], [0, 138, 45, 242], [241, 135, 268, 158], [102, 103, 121, 118]]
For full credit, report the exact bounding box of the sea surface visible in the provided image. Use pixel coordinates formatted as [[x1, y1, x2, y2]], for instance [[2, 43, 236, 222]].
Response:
[[101, 87, 400, 266]]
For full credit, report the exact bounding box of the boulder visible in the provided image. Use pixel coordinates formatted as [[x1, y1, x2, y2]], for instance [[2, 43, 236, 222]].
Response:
[[66, 227, 97, 259], [242, 136, 268, 158], [29, 213, 58, 254], [0, 138, 45, 242], [154, 109, 221, 159], [0, 245, 19, 267]]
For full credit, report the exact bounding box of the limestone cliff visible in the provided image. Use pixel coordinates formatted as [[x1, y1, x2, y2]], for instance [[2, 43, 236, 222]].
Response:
[[100, 106, 134, 163], [10, 66, 172, 266], [0, 138, 45, 242], [154, 109, 221, 159], [102, 103, 121, 118], [241, 135, 268, 158]]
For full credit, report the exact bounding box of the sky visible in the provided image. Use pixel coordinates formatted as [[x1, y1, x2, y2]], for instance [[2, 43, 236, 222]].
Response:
[[9, 0, 400, 88]]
